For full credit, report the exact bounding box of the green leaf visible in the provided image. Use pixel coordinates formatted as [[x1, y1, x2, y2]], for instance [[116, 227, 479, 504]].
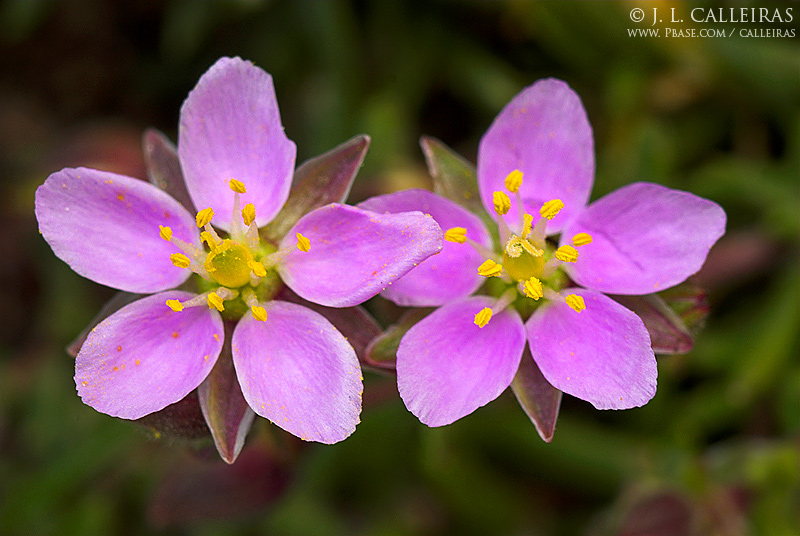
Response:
[[510, 348, 562, 443], [420, 135, 486, 216], [197, 321, 254, 464], [261, 134, 370, 243]]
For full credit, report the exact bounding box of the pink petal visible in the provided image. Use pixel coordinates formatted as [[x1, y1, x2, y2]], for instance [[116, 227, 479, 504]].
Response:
[[35, 167, 200, 293], [477, 79, 594, 233], [178, 57, 296, 231], [563, 182, 726, 294], [232, 300, 362, 444], [397, 296, 526, 427], [358, 189, 491, 306], [75, 291, 224, 419], [526, 288, 657, 410], [278, 203, 442, 307]]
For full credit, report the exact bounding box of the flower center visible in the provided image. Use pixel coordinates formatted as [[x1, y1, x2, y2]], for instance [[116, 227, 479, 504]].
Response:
[[158, 179, 310, 322], [204, 239, 254, 288], [445, 170, 594, 327]]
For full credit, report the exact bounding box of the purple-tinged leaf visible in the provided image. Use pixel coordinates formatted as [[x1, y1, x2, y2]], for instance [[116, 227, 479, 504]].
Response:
[[67, 291, 143, 358], [261, 135, 370, 243], [278, 287, 382, 367], [420, 136, 486, 217], [364, 308, 434, 371], [143, 128, 194, 211], [510, 348, 562, 443], [198, 322, 255, 464], [658, 280, 710, 335], [612, 294, 694, 355], [135, 392, 210, 441]]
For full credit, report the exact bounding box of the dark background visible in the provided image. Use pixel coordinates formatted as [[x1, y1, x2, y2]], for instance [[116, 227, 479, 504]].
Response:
[[1, 1, 798, 535]]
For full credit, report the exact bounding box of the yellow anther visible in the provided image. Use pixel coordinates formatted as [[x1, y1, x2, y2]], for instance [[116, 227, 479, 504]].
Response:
[[229, 179, 246, 194], [521, 214, 534, 238], [474, 307, 493, 328], [196, 207, 214, 228], [572, 232, 593, 246], [159, 225, 172, 241], [565, 294, 586, 312], [207, 292, 225, 312], [166, 299, 184, 312], [523, 277, 543, 300], [242, 203, 256, 226], [504, 169, 523, 193], [296, 233, 311, 252], [201, 231, 219, 251], [555, 244, 579, 263], [477, 259, 503, 277], [251, 305, 268, 322], [444, 227, 467, 244], [170, 253, 192, 269], [493, 191, 511, 215], [248, 260, 266, 277], [539, 199, 564, 220]]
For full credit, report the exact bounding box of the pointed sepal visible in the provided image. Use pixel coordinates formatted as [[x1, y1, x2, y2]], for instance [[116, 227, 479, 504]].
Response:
[[198, 322, 255, 464], [612, 293, 694, 355], [364, 308, 435, 371], [142, 128, 194, 211], [261, 134, 370, 242], [420, 135, 485, 216], [510, 348, 562, 443]]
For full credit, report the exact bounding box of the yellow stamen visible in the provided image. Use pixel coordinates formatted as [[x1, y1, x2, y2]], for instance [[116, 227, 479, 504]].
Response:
[[565, 294, 586, 312], [196, 207, 214, 228], [555, 244, 578, 263], [523, 277, 543, 300], [444, 227, 467, 243], [242, 203, 256, 226], [296, 233, 311, 252], [474, 307, 493, 328], [207, 292, 225, 312], [521, 214, 534, 239], [477, 259, 503, 277], [504, 169, 523, 193], [166, 299, 183, 312], [572, 232, 593, 246], [248, 260, 266, 277], [159, 225, 172, 241], [493, 191, 511, 215], [251, 305, 268, 322], [539, 199, 564, 220], [229, 179, 246, 194], [170, 253, 192, 269]]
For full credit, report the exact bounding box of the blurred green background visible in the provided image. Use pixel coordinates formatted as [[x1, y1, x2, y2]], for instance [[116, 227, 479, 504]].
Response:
[[1, 1, 797, 535]]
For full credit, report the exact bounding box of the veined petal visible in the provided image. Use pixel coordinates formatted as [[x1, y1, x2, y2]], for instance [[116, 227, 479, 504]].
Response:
[[278, 204, 442, 307], [562, 182, 726, 295], [397, 296, 526, 427], [35, 168, 200, 293], [178, 57, 296, 231], [232, 300, 362, 444], [358, 189, 491, 306], [477, 79, 594, 232], [75, 291, 224, 419], [526, 288, 657, 410]]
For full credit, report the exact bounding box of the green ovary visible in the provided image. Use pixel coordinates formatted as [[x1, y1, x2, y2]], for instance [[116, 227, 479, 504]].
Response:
[[502, 248, 545, 282], [204, 240, 253, 288]]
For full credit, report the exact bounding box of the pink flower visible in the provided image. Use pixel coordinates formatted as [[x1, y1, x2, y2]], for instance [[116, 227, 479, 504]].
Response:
[[360, 79, 726, 427], [35, 57, 441, 446]]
